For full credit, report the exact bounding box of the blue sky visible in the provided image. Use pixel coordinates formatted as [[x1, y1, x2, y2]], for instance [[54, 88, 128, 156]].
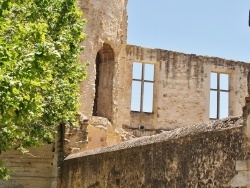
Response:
[[127, 0, 250, 62]]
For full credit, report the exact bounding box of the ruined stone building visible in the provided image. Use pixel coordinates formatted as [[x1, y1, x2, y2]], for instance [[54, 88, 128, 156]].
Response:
[[1, 0, 250, 187]]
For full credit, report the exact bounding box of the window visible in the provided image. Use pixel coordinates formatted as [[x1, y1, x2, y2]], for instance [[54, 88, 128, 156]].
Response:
[[209, 72, 229, 119], [131, 62, 155, 113]]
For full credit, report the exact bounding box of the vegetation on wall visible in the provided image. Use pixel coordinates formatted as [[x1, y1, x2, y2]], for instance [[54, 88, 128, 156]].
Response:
[[0, 0, 86, 179]]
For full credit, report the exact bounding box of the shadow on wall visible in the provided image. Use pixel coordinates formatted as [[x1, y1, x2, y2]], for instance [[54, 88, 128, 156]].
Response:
[[93, 43, 114, 122]]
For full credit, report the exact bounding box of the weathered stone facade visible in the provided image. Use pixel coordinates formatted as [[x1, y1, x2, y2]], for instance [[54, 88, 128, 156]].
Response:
[[77, 0, 128, 129], [76, 0, 250, 136], [1, 0, 250, 187], [75, 0, 250, 137], [124, 45, 250, 131]]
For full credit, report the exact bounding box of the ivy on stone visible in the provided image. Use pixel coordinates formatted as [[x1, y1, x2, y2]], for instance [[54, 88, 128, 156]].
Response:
[[0, 0, 86, 179]]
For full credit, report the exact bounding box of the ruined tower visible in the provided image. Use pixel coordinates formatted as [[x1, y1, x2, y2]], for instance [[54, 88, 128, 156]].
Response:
[[78, 0, 128, 128]]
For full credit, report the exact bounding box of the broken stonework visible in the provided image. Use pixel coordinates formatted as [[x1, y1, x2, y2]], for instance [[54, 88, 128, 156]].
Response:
[[63, 114, 131, 156]]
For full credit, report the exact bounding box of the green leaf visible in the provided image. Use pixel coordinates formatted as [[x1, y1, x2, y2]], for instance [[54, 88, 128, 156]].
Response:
[[12, 88, 20, 95]]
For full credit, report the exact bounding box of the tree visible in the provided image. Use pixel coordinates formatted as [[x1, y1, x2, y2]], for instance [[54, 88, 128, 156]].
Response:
[[0, 0, 86, 179]]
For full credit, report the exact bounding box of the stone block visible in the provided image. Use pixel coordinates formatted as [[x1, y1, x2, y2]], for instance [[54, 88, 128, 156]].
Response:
[[236, 160, 250, 171], [231, 171, 250, 187]]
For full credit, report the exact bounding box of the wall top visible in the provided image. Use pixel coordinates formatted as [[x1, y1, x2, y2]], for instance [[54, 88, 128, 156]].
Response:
[[65, 116, 242, 160]]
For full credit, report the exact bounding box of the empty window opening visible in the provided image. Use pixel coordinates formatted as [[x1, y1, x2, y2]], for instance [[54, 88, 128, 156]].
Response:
[[93, 44, 114, 121], [131, 62, 154, 113], [209, 72, 229, 119]]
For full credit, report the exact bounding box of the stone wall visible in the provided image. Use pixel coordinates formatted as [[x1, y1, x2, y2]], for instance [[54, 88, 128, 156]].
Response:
[[0, 114, 126, 188], [124, 45, 250, 130], [230, 87, 250, 187], [78, 0, 128, 129], [63, 116, 123, 157], [61, 117, 243, 188], [0, 144, 55, 188]]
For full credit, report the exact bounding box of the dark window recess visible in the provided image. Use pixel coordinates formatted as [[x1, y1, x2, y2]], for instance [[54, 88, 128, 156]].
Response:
[[93, 43, 114, 121]]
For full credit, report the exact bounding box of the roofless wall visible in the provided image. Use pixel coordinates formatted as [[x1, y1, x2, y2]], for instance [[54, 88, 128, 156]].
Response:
[[123, 45, 250, 133]]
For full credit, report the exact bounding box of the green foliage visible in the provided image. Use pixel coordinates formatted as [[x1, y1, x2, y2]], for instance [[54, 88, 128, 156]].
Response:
[[0, 160, 10, 180], [0, 0, 86, 179]]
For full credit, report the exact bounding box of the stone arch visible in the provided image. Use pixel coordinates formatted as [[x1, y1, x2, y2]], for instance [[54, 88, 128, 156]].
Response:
[[93, 43, 114, 121]]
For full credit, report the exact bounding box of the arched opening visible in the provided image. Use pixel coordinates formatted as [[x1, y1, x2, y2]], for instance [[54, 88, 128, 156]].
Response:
[[93, 44, 114, 121]]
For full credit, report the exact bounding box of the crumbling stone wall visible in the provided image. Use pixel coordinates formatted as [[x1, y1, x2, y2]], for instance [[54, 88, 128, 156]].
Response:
[[124, 45, 250, 131], [63, 116, 123, 157], [61, 117, 243, 188]]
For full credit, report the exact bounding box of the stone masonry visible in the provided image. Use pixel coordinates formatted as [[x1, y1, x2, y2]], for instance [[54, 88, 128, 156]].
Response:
[[124, 45, 250, 132], [230, 72, 250, 187], [62, 117, 243, 188], [1, 0, 250, 187]]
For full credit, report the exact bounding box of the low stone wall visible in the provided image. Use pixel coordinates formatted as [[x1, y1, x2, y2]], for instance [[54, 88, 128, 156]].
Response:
[[61, 117, 243, 188]]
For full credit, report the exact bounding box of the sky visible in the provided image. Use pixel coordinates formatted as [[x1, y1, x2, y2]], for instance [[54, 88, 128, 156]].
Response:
[[127, 0, 250, 62]]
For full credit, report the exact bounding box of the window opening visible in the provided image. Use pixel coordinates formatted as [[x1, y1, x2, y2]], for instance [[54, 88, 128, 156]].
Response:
[[209, 72, 229, 119], [131, 62, 154, 113], [93, 44, 114, 121]]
